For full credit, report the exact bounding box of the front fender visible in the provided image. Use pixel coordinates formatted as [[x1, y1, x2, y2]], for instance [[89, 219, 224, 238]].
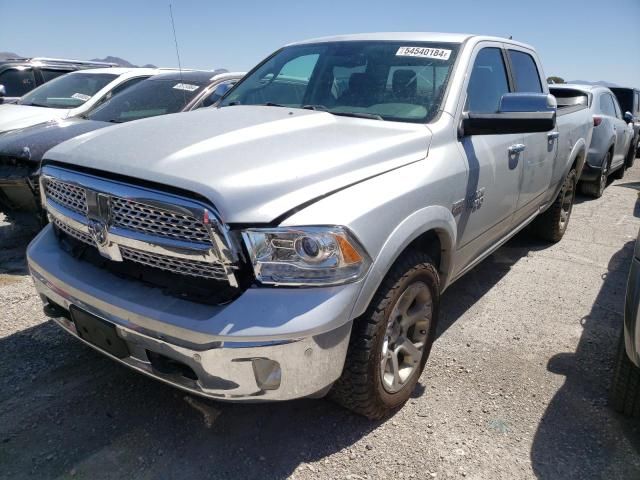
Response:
[[350, 205, 456, 318]]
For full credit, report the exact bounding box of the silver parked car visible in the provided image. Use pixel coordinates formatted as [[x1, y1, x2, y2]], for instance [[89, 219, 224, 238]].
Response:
[[611, 227, 640, 417], [28, 33, 593, 418], [551, 84, 634, 198]]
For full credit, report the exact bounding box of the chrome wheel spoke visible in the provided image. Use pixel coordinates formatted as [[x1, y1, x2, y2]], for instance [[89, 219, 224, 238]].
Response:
[[389, 350, 402, 389], [398, 337, 423, 362], [380, 280, 433, 393]]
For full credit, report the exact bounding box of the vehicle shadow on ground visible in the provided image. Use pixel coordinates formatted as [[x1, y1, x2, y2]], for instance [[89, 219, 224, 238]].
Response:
[[437, 229, 550, 339], [530, 240, 640, 479], [0, 217, 38, 275], [0, 229, 553, 479]]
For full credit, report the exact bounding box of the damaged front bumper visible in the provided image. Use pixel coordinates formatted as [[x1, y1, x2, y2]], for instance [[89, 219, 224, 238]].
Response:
[[28, 226, 358, 401]]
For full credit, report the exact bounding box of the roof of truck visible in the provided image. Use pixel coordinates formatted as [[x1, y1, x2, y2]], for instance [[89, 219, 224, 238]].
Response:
[[289, 32, 535, 50], [147, 69, 231, 83], [550, 84, 609, 93]]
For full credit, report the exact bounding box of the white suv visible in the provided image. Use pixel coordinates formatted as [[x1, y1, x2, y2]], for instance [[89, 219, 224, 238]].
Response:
[[0, 67, 166, 134]]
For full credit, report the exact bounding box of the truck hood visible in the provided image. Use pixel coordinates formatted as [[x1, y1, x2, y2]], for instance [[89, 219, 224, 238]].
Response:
[[0, 118, 110, 164], [0, 104, 68, 134], [44, 106, 432, 223]]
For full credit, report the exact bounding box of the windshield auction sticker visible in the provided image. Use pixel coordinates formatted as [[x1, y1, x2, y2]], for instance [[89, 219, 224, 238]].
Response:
[[396, 47, 452, 60], [71, 93, 91, 101], [173, 83, 199, 92]]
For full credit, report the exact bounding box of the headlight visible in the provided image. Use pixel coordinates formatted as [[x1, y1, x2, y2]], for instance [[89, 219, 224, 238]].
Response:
[[242, 226, 370, 286]]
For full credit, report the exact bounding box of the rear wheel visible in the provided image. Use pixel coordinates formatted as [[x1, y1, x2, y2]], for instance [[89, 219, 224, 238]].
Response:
[[330, 250, 439, 419], [610, 331, 640, 417], [581, 152, 610, 198], [531, 168, 576, 242], [613, 162, 626, 180]]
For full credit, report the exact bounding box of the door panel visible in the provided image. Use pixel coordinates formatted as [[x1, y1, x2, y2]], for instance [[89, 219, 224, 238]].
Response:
[[507, 48, 556, 217], [454, 46, 523, 273]]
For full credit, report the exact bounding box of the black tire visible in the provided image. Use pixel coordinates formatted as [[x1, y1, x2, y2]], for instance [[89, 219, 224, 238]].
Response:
[[329, 250, 439, 419], [609, 331, 640, 417], [531, 168, 577, 242], [581, 152, 610, 198]]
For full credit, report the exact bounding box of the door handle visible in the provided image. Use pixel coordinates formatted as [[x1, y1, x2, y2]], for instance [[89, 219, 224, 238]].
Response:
[[547, 131, 559, 140], [508, 144, 526, 154]]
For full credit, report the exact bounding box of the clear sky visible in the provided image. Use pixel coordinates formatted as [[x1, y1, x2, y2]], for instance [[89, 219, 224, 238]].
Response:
[[1, 0, 639, 87]]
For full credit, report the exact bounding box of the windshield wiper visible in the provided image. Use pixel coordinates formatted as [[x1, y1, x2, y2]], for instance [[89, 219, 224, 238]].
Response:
[[107, 119, 124, 123], [332, 111, 383, 121], [302, 104, 329, 111], [23, 102, 52, 108], [302, 105, 383, 120], [260, 102, 287, 107]]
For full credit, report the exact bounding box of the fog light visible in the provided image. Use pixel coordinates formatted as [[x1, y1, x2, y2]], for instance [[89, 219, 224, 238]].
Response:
[[252, 358, 281, 390]]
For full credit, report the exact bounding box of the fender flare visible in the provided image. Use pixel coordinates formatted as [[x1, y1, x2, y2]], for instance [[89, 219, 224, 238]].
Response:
[[548, 138, 587, 203], [350, 205, 457, 318], [568, 137, 587, 179]]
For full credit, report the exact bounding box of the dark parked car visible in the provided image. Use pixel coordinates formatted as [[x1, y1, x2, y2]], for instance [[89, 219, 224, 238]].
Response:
[[610, 86, 640, 165], [0, 57, 116, 104], [611, 227, 640, 417], [0, 70, 243, 222]]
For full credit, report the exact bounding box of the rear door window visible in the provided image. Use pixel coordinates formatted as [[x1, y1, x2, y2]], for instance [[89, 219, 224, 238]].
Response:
[[0, 68, 36, 96], [40, 69, 71, 82], [508, 50, 542, 93], [599, 94, 617, 117], [466, 47, 510, 113]]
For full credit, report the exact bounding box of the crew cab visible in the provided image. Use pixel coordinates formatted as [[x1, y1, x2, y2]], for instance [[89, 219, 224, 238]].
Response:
[[28, 33, 593, 418], [0, 70, 243, 221], [0, 67, 163, 134]]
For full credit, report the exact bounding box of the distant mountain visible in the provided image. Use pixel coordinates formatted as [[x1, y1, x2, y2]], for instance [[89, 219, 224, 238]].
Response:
[[91, 56, 157, 68], [0, 51, 21, 61], [568, 80, 621, 88], [0, 51, 157, 67]]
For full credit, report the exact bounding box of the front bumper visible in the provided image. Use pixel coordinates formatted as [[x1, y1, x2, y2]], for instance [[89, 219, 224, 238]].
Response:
[[28, 226, 359, 401], [0, 161, 40, 213]]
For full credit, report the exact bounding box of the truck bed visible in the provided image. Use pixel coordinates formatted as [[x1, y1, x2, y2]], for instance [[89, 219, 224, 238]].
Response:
[[551, 87, 590, 117]]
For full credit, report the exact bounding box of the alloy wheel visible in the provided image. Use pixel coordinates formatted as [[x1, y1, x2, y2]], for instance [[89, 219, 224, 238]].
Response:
[[380, 281, 432, 393]]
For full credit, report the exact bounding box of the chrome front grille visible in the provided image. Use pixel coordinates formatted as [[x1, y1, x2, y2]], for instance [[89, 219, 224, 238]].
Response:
[[52, 217, 93, 244], [110, 197, 210, 244], [41, 166, 239, 288], [120, 246, 228, 280], [45, 177, 87, 214]]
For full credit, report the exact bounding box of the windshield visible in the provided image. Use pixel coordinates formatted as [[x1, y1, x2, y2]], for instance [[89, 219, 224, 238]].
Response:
[[219, 41, 459, 123], [19, 72, 117, 109], [87, 78, 206, 123]]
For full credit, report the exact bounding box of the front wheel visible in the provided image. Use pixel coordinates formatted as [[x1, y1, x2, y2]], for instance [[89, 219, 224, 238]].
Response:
[[531, 168, 577, 242], [330, 250, 439, 419]]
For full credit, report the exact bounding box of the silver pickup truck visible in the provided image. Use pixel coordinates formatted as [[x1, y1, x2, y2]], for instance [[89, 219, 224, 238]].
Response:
[[27, 33, 593, 418]]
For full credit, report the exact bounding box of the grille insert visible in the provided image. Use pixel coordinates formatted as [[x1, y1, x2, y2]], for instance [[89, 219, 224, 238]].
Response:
[[120, 246, 228, 280], [110, 197, 211, 244], [45, 178, 87, 214], [52, 220, 228, 281]]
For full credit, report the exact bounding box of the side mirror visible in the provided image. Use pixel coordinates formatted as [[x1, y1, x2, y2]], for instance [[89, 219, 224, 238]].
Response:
[[624, 111, 634, 123], [0, 84, 5, 97], [462, 93, 557, 136]]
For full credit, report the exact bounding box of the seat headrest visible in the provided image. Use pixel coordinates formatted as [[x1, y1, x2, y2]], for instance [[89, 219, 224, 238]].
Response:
[[392, 69, 417, 98]]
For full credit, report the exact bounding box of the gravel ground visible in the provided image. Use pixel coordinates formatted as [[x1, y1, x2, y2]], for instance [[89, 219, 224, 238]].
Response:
[[1, 167, 640, 480]]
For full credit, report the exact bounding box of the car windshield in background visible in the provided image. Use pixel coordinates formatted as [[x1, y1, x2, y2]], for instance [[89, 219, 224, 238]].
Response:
[[19, 72, 117, 109], [87, 79, 206, 123], [220, 41, 459, 123]]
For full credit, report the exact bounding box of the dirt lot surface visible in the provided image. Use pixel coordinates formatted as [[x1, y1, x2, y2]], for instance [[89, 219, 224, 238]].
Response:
[[2, 167, 640, 480]]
